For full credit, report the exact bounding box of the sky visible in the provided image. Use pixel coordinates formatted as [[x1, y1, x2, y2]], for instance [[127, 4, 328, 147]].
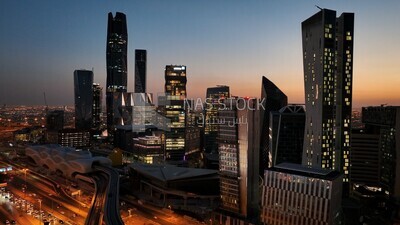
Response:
[[0, 0, 399, 108]]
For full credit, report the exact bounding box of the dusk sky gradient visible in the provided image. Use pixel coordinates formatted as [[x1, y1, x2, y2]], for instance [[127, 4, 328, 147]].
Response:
[[1, 0, 399, 108]]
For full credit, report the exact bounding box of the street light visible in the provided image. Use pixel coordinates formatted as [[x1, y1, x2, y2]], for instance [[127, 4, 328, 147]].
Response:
[[38, 199, 42, 225]]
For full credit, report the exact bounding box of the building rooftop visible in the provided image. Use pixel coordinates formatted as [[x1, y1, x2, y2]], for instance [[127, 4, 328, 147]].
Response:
[[270, 163, 342, 180], [129, 162, 218, 182]]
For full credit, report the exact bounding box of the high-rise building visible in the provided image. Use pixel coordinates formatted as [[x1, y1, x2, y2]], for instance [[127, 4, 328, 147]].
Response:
[[269, 105, 305, 167], [135, 49, 146, 93], [74, 70, 93, 130], [216, 98, 260, 224], [350, 128, 380, 186], [204, 85, 230, 154], [106, 12, 128, 136], [163, 65, 187, 162], [92, 83, 102, 131], [362, 106, 400, 200], [301, 9, 354, 191], [260, 76, 287, 174], [261, 163, 343, 225], [46, 110, 64, 132]]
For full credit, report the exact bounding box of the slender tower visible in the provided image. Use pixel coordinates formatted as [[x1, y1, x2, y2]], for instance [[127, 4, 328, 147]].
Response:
[[106, 12, 128, 137]]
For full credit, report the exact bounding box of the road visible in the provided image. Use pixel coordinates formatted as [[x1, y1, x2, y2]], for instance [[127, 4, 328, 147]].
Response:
[[85, 172, 107, 225]]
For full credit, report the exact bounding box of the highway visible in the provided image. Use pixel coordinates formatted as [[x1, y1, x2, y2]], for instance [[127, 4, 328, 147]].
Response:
[[94, 165, 124, 225], [85, 173, 107, 225], [85, 165, 123, 225]]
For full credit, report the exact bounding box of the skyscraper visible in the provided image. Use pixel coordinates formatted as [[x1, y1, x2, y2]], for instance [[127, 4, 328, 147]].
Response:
[[362, 106, 400, 200], [259, 76, 287, 174], [106, 12, 128, 136], [92, 83, 102, 131], [217, 97, 260, 224], [74, 70, 93, 130], [204, 85, 230, 154], [269, 105, 305, 167], [164, 65, 187, 162], [135, 49, 146, 93], [301, 9, 354, 192]]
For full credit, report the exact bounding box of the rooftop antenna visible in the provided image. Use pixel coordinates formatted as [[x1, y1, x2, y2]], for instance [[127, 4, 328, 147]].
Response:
[[315, 5, 322, 10]]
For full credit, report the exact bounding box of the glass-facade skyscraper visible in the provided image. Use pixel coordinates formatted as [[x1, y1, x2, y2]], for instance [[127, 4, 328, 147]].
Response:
[[74, 70, 94, 130], [204, 85, 230, 154], [164, 65, 187, 162], [135, 49, 146, 93], [301, 9, 354, 193], [106, 12, 128, 136]]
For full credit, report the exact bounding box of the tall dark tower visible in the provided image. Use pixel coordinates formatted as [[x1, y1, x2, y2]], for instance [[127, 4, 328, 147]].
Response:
[[92, 83, 102, 131], [135, 49, 146, 93], [74, 70, 93, 130], [106, 12, 128, 137], [259, 76, 288, 175], [301, 9, 354, 194]]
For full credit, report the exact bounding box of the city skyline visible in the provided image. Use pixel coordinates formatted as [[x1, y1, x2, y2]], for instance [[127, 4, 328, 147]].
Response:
[[1, 1, 400, 108]]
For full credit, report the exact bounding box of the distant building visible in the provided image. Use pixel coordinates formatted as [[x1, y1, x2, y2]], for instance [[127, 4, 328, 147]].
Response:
[[269, 105, 305, 167], [163, 65, 187, 162], [46, 110, 64, 143], [106, 12, 128, 137], [261, 163, 343, 225], [92, 83, 102, 131], [350, 128, 380, 186], [46, 110, 64, 131], [58, 129, 91, 149], [259, 76, 287, 174], [133, 133, 164, 164], [74, 70, 94, 130], [14, 126, 45, 143], [204, 85, 230, 154], [302, 9, 354, 194], [362, 106, 400, 200], [135, 49, 146, 93], [217, 98, 260, 224]]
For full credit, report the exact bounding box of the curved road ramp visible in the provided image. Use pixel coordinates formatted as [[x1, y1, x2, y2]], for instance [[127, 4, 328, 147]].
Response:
[[85, 165, 124, 225]]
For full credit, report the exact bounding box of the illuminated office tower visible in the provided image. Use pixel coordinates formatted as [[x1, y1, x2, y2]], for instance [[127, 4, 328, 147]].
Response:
[[269, 105, 305, 167], [92, 83, 102, 131], [260, 76, 287, 174], [164, 65, 187, 162], [216, 98, 260, 224], [204, 85, 230, 153], [74, 70, 93, 130], [301, 9, 354, 192], [106, 12, 128, 136], [135, 49, 146, 93]]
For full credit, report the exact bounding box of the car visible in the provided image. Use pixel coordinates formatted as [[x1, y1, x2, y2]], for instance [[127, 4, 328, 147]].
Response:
[[5, 220, 10, 225], [11, 220, 16, 224], [60, 211, 65, 215], [59, 220, 64, 224]]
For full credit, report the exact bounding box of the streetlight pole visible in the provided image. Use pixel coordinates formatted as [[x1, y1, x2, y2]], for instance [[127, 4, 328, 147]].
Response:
[[38, 199, 42, 225]]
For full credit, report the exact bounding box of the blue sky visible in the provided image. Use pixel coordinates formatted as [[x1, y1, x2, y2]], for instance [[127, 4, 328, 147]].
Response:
[[1, 0, 399, 107]]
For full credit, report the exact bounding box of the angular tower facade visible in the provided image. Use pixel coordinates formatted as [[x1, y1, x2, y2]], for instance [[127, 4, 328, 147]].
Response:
[[259, 76, 288, 175], [106, 12, 128, 136], [301, 9, 354, 192]]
